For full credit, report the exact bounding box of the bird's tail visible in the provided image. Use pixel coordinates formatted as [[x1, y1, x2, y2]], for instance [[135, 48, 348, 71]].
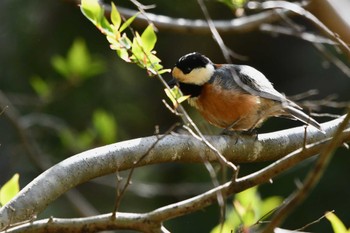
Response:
[[284, 105, 323, 132]]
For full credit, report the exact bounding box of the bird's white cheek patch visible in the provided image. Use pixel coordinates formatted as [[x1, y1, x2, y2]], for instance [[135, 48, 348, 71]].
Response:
[[186, 64, 215, 85], [172, 67, 186, 82]]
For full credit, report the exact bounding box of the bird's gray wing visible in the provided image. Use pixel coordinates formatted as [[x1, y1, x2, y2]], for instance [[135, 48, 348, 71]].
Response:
[[215, 65, 301, 109]]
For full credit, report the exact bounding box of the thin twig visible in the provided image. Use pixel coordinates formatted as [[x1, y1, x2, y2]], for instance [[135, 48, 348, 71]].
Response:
[[260, 13, 350, 77], [93, 180, 212, 198], [81, 0, 295, 35], [112, 123, 179, 214], [248, 1, 350, 58], [195, 0, 244, 227], [260, 24, 336, 45], [197, 0, 246, 62], [132, 16, 237, 176], [261, 111, 350, 233], [182, 124, 226, 224], [5, 127, 349, 233], [0, 91, 99, 217], [295, 210, 334, 231], [146, 128, 350, 225], [0, 105, 8, 115], [120, 13, 238, 227], [0, 91, 51, 171], [301, 96, 350, 110], [287, 89, 319, 101], [129, 16, 239, 226], [302, 125, 307, 149], [129, 0, 157, 31], [1, 115, 349, 230], [161, 99, 182, 116]]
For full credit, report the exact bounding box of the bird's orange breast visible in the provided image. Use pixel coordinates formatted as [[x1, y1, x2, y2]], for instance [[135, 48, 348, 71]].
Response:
[[190, 83, 264, 130]]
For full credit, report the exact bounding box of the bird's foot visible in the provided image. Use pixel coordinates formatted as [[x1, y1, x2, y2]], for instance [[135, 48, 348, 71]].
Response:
[[244, 129, 258, 140], [221, 129, 258, 143]]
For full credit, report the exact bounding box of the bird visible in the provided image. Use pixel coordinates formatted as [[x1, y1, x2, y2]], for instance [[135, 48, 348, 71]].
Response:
[[170, 52, 322, 133]]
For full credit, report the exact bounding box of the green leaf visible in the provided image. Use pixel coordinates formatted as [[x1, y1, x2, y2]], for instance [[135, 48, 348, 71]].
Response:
[[144, 53, 163, 75], [93, 109, 117, 144], [211, 222, 235, 233], [30, 75, 51, 99], [88, 60, 105, 77], [0, 174, 20, 206], [100, 15, 113, 34], [80, 0, 103, 24], [119, 34, 132, 50], [131, 33, 144, 64], [80, 0, 112, 33], [141, 24, 157, 52], [218, 0, 247, 9], [158, 68, 171, 75], [51, 55, 69, 77], [211, 187, 283, 233], [119, 13, 139, 32], [164, 86, 189, 108], [67, 38, 90, 78], [59, 128, 94, 152], [80, 1, 164, 77], [233, 187, 260, 225], [52, 38, 105, 82], [111, 2, 121, 30], [260, 196, 283, 216], [78, 130, 96, 149], [164, 88, 176, 107], [59, 129, 78, 151], [117, 48, 130, 62], [326, 212, 349, 233], [109, 34, 132, 62]]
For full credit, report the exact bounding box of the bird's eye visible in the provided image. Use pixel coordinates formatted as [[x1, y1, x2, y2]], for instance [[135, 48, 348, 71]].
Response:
[[184, 67, 192, 74]]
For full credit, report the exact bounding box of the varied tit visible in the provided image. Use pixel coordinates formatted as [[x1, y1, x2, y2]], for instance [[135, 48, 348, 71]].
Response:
[[170, 52, 322, 132]]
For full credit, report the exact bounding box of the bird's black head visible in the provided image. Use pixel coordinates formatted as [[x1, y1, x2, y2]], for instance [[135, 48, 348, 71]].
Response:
[[172, 52, 215, 85], [175, 52, 211, 74]]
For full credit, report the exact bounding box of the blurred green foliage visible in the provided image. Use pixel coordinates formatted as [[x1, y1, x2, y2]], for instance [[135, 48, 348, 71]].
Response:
[[28, 37, 116, 153], [211, 187, 282, 233], [59, 108, 117, 152], [30, 38, 105, 100], [51, 38, 105, 82], [164, 85, 190, 108], [92, 109, 117, 144], [0, 174, 20, 206], [218, 0, 248, 10]]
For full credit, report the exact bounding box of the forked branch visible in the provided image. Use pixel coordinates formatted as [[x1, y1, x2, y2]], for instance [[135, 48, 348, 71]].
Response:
[[0, 116, 349, 232]]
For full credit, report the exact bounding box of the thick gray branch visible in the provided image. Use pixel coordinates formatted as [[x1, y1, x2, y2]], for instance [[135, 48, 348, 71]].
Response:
[[0, 116, 348, 229], [111, 5, 289, 34], [1, 213, 165, 233], [72, 0, 292, 34], [2, 122, 350, 233]]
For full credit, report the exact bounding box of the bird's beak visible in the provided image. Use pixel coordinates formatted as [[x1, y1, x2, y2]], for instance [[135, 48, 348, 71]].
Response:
[[167, 78, 179, 88]]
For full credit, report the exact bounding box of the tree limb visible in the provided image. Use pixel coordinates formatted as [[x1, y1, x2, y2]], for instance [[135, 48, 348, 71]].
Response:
[[91, 1, 291, 34], [262, 111, 350, 232], [2, 118, 350, 232], [0, 116, 349, 230], [0, 213, 167, 233]]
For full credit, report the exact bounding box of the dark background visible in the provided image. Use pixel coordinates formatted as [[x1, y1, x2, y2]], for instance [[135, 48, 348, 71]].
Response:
[[0, 0, 349, 232]]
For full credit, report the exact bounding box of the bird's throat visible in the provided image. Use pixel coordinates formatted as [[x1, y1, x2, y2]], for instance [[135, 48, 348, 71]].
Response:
[[178, 82, 203, 97]]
